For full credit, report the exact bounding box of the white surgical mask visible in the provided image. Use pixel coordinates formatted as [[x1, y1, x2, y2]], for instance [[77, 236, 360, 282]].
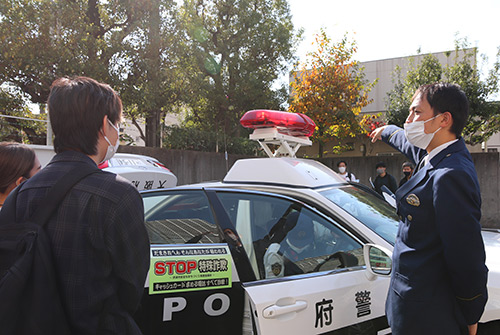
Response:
[[100, 119, 120, 164], [338, 166, 346, 174], [404, 114, 442, 149]]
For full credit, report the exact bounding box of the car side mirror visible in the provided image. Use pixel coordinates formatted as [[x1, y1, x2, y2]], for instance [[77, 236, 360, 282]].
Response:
[[363, 244, 392, 280]]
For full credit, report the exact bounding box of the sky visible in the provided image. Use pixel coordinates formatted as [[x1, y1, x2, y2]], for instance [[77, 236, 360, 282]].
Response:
[[288, 0, 500, 72]]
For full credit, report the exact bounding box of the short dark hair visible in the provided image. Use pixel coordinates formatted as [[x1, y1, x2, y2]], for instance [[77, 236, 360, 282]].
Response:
[[402, 161, 414, 169], [413, 83, 469, 138], [0, 142, 36, 193], [337, 160, 347, 167], [376, 162, 386, 169], [48, 77, 122, 155]]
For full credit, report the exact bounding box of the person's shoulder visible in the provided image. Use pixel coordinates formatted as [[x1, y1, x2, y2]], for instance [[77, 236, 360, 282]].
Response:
[[76, 169, 140, 205], [435, 144, 476, 175], [87, 170, 137, 192]]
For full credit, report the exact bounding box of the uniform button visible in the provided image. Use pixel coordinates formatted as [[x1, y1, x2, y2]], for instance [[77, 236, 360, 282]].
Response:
[[407, 215, 413, 221]]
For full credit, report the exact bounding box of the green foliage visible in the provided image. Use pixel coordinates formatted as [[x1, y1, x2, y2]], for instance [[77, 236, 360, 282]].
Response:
[[386, 46, 500, 145], [178, 0, 299, 136], [385, 54, 443, 127], [112, 0, 187, 147], [0, 87, 47, 144], [163, 125, 261, 155], [0, 0, 125, 103], [1, 0, 298, 148]]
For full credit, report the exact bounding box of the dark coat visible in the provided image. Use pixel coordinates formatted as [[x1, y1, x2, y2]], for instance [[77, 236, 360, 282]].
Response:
[[382, 125, 488, 335], [13, 151, 150, 334]]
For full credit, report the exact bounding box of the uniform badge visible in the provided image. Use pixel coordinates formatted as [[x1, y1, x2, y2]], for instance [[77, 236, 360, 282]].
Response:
[[406, 194, 420, 207], [271, 263, 282, 277]]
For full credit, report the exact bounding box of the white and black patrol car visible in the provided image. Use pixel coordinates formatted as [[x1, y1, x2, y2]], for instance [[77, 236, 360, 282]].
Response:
[[135, 110, 500, 335], [29, 145, 177, 191]]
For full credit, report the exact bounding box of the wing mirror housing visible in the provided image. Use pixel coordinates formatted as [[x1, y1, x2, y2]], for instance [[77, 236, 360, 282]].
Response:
[[363, 244, 392, 280]]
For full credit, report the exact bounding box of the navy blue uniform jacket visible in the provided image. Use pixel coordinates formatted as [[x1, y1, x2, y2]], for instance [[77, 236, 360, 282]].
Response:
[[382, 126, 488, 334]]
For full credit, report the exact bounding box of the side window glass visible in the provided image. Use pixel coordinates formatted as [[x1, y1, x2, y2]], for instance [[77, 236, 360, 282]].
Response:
[[216, 192, 364, 280], [142, 191, 222, 244]]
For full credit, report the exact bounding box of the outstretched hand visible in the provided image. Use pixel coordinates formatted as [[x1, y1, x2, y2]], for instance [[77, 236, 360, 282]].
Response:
[[369, 126, 387, 143]]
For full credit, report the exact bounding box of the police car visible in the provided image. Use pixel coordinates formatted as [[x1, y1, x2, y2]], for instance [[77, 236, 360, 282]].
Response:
[[98, 153, 177, 190], [29, 145, 177, 190], [135, 110, 500, 335]]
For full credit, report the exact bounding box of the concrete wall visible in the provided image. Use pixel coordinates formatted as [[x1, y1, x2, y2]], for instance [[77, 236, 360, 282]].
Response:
[[118, 146, 252, 186], [118, 146, 500, 228]]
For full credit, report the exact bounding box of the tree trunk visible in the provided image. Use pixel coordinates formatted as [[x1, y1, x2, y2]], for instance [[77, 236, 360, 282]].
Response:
[[144, 0, 162, 147], [146, 111, 161, 147]]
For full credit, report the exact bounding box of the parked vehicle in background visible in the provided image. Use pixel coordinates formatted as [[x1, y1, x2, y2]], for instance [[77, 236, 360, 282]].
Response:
[[29, 145, 177, 190]]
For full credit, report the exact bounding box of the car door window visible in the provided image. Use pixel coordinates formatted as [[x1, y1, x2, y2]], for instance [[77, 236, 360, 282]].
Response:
[[142, 190, 222, 244], [216, 192, 364, 280]]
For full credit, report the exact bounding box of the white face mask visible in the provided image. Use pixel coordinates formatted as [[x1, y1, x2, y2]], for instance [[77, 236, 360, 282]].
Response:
[[100, 119, 120, 164], [338, 166, 346, 174], [404, 114, 442, 149]]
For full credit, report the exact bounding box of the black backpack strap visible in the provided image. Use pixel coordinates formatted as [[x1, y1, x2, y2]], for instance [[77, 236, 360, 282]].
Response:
[[32, 165, 100, 226]]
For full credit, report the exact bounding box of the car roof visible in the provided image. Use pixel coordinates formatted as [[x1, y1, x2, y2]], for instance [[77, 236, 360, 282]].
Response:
[[222, 157, 346, 188]]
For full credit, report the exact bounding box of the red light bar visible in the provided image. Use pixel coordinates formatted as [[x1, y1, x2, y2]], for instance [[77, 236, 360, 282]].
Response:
[[240, 110, 316, 137], [148, 159, 171, 172]]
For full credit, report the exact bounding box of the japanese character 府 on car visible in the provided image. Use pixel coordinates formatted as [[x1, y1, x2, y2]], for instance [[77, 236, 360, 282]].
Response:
[[134, 110, 500, 335]]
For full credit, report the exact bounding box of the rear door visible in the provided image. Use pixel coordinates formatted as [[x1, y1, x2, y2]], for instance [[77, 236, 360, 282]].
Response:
[[214, 190, 391, 334]]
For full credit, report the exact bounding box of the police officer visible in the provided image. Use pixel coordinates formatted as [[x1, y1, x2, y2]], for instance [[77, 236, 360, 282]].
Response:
[[370, 83, 488, 335]]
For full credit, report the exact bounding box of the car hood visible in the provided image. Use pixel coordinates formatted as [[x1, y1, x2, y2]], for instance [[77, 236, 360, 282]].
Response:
[[482, 230, 500, 272]]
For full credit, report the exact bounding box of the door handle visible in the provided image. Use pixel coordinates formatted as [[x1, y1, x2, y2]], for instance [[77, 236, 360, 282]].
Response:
[[262, 300, 308, 318]]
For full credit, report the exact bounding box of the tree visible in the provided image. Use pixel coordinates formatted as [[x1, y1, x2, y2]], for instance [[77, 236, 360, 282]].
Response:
[[0, 0, 145, 104], [178, 0, 299, 139], [111, 0, 186, 147], [386, 45, 500, 145], [1, 0, 186, 147], [288, 30, 376, 157], [385, 54, 442, 127], [0, 87, 46, 144]]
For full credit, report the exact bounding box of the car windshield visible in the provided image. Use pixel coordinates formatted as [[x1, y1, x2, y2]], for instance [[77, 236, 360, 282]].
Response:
[[319, 186, 399, 245]]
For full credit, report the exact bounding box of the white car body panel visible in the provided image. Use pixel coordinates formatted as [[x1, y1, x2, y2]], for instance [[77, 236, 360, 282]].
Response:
[[224, 157, 345, 187], [244, 270, 390, 335], [103, 154, 177, 190], [481, 230, 500, 322], [29, 145, 177, 191]]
